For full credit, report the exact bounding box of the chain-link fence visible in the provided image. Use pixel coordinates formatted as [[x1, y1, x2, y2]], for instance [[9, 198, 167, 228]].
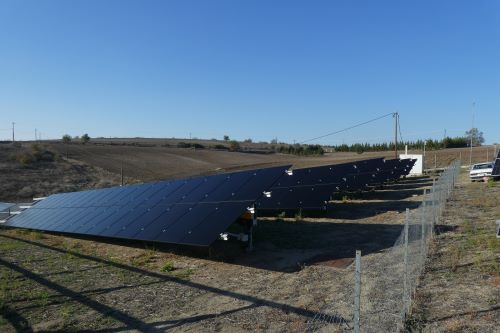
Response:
[[307, 160, 461, 333]]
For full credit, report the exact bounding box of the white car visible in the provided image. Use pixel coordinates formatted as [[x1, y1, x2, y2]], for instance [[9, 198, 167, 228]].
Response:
[[469, 162, 494, 181]]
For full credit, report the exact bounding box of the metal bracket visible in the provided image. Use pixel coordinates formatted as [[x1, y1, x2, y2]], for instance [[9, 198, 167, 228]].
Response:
[[220, 232, 249, 242]]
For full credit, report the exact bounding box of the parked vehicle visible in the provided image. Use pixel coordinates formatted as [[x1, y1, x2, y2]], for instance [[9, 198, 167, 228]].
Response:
[[469, 162, 494, 181]]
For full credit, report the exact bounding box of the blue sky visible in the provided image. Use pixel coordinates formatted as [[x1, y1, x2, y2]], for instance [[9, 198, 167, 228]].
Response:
[[1, 0, 499, 144]]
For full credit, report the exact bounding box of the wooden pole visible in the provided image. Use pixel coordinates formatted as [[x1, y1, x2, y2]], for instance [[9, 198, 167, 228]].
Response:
[[394, 112, 398, 159]]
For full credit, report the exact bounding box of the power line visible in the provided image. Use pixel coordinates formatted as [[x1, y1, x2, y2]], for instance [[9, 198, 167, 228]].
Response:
[[299, 112, 395, 144]]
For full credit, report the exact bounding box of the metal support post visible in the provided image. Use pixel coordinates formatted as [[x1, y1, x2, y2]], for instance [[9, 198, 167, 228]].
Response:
[[421, 189, 426, 262], [431, 180, 435, 239], [246, 205, 256, 252], [354, 250, 361, 333], [403, 208, 410, 314]]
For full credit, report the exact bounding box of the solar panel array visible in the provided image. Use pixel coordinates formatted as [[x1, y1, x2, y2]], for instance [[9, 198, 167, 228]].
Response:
[[492, 150, 500, 176], [257, 158, 415, 210], [4, 157, 416, 247], [4, 166, 290, 246]]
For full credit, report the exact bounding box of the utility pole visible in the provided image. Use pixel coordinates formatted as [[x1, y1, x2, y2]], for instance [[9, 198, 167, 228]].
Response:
[[394, 112, 398, 159], [12, 122, 15, 143], [35, 128, 37, 142], [469, 102, 475, 167]]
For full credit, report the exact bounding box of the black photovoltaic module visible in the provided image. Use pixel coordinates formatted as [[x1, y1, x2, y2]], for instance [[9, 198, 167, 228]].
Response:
[[257, 158, 387, 210], [4, 165, 290, 246], [4, 157, 418, 245]]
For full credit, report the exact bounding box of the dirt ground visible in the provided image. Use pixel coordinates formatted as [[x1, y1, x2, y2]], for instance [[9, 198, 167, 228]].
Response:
[[407, 172, 499, 333], [0, 175, 431, 332]]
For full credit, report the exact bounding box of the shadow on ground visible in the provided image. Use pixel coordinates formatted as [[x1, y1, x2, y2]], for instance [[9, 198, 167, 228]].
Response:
[[0, 234, 334, 333]]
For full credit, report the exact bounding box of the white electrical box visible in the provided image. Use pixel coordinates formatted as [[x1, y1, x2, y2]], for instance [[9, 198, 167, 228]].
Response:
[[399, 154, 424, 176]]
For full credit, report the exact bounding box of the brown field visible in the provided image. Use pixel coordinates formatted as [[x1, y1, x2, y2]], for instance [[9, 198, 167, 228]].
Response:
[[48, 140, 497, 183], [0, 140, 498, 332], [2, 140, 497, 202]]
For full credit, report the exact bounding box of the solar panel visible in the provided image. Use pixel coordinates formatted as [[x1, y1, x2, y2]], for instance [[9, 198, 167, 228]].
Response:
[[399, 159, 417, 176], [257, 158, 385, 210], [342, 158, 386, 190], [5, 165, 290, 246], [492, 151, 500, 176], [257, 162, 353, 210], [372, 159, 401, 182], [0, 202, 15, 212]]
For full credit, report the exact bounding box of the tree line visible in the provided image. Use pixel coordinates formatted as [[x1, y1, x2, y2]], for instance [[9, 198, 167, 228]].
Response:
[[331, 136, 475, 153]]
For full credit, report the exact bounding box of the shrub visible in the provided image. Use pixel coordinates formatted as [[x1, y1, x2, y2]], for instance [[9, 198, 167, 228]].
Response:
[[192, 143, 205, 149], [213, 144, 228, 150], [16, 152, 35, 165], [160, 261, 176, 272], [229, 140, 240, 151], [81, 133, 90, 144], [177, 142, 205, 149], [62, 134, 72, 143]]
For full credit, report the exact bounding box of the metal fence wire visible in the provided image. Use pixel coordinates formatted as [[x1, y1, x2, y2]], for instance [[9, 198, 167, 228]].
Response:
[[306, 160, 460, 333]]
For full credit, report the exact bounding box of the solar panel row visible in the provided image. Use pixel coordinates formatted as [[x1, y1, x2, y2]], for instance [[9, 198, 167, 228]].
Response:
[[4, 166, 290, 246], [257, 158, 415, 210], [492, 151, 500, 176], [4, 158, 416, 247]]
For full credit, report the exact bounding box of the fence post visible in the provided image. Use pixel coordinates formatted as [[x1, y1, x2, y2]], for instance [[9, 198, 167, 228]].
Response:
[[421, 189, 426, 263], [354, 250, 361, 333], [403, 208, 410, 315], [431, 179, 435, 239]]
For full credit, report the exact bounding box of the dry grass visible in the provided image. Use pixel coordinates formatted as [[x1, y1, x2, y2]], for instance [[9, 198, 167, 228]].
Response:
[[407, 172, 500, 333], [0, 144, 122, 202]]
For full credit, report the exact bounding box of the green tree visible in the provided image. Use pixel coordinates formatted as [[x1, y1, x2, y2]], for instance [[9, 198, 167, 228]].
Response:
[[62, 134, 72, 144], [223, 135, 229, 141], [81, 133, 90, 144], [465, 128, 484, 146]]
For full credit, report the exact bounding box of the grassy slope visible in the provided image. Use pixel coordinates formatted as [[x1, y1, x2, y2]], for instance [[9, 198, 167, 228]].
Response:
[[0, 144, 122, 202]]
